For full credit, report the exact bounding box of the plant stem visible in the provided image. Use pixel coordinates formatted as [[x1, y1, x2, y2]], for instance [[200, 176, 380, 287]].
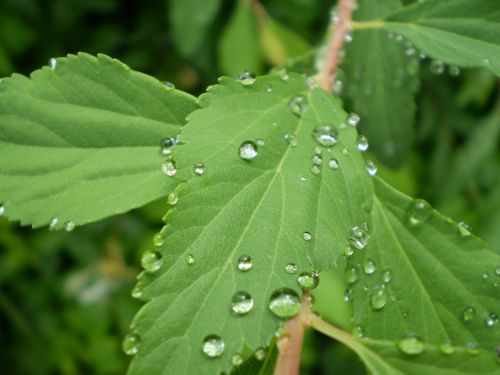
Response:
[[318, 0, 357, 92]]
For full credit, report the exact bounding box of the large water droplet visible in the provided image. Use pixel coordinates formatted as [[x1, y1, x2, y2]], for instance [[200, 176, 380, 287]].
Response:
[[239, 141, 258, 160], [357, 135, 369, 152], [408, 199, 431, 225], [312, 124, 339, 147], [255, 348, 266, 361], [285, 263, 298, 274], [238, 71, 256, 86], [347, 113, 360, 126], [288, 95, 308, 116], [463, 306, 476, 322], [237, 255, 253, 271], [297, 272, 319, 289], [269, 288, 301, 319], [397, 336, 425, 355], [439, 342, 455, 356], [49, 58, 57, 70], [363, 259, 376, 275], [161, 160, 177, 176], [160, 137, 176, 156], [347, 224, 370, 249], [486, 313, 499, 328], [122, 333, 141, 355], [141, 250, 163, 272], [194, 162, 206, 175], [64, 221, 75, 232], [284, 133, 297, 147], [302, 232, 312, 241], [202, 335, 225, 358], [370, 285, 387, 310], [232, 292, 254, 315]]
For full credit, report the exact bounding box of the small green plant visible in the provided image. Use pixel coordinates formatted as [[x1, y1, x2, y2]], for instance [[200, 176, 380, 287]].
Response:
[[1, 0, 499, 374]]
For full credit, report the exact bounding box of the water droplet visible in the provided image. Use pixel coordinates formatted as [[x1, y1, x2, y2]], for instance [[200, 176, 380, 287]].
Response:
[[288, 95, 308, 116], [160, 137, 176, 155], [268, 288, 301, 319], [302, 232, 312, 241], [161, 160, 177, 176], [284, 133, 297, 147], [397, 336, 425, 355], [408, 199, 431, 225], [430, 60, 445, 74], [311, 164, 321, 175], [232, 354, 243, 366], [486, 313, 498, 328], [202, 335, 225, 357], [194, 162, 205, 175], [342, 148, 349, 156], [463, 307, 476, 322], [495, 266, 500, 276], [458, 221, 472, 236], [131, 285, 144, 300], [237, 255, 253, 271], [345, 267, 359, 284], [312, 124, 339, 147], [347, 224, 370, 249], [483, 271, 490, 280], [344, 31, 353, 43], [122, 333, 141, 356], [363, 259, 376, 275], [312, 154, 322, 165], [49, 58, 57, 70], [279, 69, 290, 82], [299, 176, 306, 182], [256, 139, 265, 146], [327, 159, 339, 170], [239, 141, 258, 160], [153, 233, 164, 247], [382, 270, 393, 283], [439, 342, 455, 355], [449, 66, 460, 77], [352, 325, 364, 338], [466, 342, 479, 355], [344, 288, 353, 302], [185, 253, 195, 264], [141, 250, 163, 272], [333, 79, 343, 93], [0, 206, 4, 216], [167, 191, 179, 205], [357, 135, 369, 152], [297, 271, 319, 289], [344, 246, 354, 257], [255, 348, 266, 361], [365, 160, 377, 176], [64, 221, 75, 232], [49, 217, 58, 230], [347, 113, 360, 126], [231, 292, 254, 315], [265, 84, 273, 93], [370, 285, 387, 310], [285, 263, 298, 274], [238, 71, 256, 86]]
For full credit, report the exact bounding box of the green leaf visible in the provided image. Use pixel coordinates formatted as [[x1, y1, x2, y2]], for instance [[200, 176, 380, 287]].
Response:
[[169, 0, 223, 57], [127, 74, 373, 374], [344, 177, 500, 373], [383, 0, 500, 76], [0, 53, 197, 229], [343, 0, 419, 167], [219, 0, 263, 77]]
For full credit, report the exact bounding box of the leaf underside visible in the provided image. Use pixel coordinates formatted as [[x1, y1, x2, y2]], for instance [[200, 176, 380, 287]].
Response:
[[0, 53, 197, 229]]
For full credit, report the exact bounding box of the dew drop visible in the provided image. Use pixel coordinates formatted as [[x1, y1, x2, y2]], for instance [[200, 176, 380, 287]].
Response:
[[449, 66, 460, 77], [49, 58, 57, 70], [141, 250, 163, 272], [365, 160, 377, 176], [463, 306, 476, 322], [486, 313, 499, 328], [382, 270, 393, 283], [279, 69, 290, 82], [297, 271, 319, 289], [352, 325, 364, 338], [153, 233, 164, 247], [0, 206, 4, 216], [302, 232, 312, 241], [122, 333, 141, 356], [49, 217, 58, 231], [284, 133, 297, 147], [285, 263, 298, 274], [256, 139, 265, 146], [345, 267, 359, 284], [439, 342, 455, 355], [344, 246, 355, 257], [311, 164, 321, 175], [495, 266, 500, 276], [268, 288, 301, 319], [185, 253, 195, 265], [239, 141, 258, 160], [458, 221, 472, 236], [312, 154, 323, 165], [237, 255, 253, 271], [163, 81, 175, 90], [238, 71, 256, 86], [342, 148, 349, 156], [64, 221, 75, 232], [344, 288, 353, 302], [231, 292, 254, 315], [408, 199, 431, 225], [397, 336, 425, 355], [265, 84, 273, 93], [328, 158, 339, 170], [232, 354, 243, 366], [161, 160, 177, 176], [312, 124, 339, 147], [347, 113, 360, 126], [131, 285, 144, 300], [347, 224, 370, 249], [430, 60, 445, 74], [299, 176, 306, 182], [202, 335, 225, 358], [167, 191, 179, 205], [363, 259, 376, 275], [194, 162, 205, 175], [482, 271, 490, 280], [370, 285, 387, 310], [288, 95, 308, 116], [357, 135, 369, 152], [255, 348, 266, 361]]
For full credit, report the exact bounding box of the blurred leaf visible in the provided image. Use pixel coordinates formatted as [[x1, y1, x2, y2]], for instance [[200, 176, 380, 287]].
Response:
[[456, 68, 498, 109], [219, 0, 263, 77], [0, 53, 197, 229]]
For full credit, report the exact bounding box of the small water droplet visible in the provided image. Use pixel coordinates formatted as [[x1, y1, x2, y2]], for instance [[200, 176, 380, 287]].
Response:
[[408, 199, 431, 225], [131, 285, 144, 299], [256, 139, 265, 146], [49, 217, 58, 230], [279, 69, 290, 81], [357, 135, 369, 152], [486, 313, 498, 328], [238, 71, 256, 86], [345, 267, 359, 284], [382, 270, 393, 283], [153, 233, 164, 247], [466, 342, 479, 355], [49, 58, 57, 70], [255, 348, 266, 361], [449, 66, 460, 77], [327, 158, 339, 170], [194, 162, 205, 175], [397, 336, 425, 355], [167, 191, 179, 205], [285, 263, 298, 274], [495, 266, 500, 276], [299, 176, 306, 182], [311, 164, 321, 175], [269, 288, 301, 318], [458, 221, 472, 236], [163, 81, 175, 90], [344, 246, 354, 257], [482, 271, 490, 280], [141, 250, 163, 272], [64, 221, 75, 232], [239, 141, 258, 160], [160, 137, 176, 156], [302, 232, 312, 241], [344, 288, 353, 302], [0, 206, 4, 216], [161, 160, 177, 176], [265, 84, 273, 93], [312, 124, 339, 147], [439, 342, 455, 355], [463, 306, 476, 322], [284, 133, 297, 147], [202, 335, 225, 357], [370, 285, 387, 310], [342, 148, 349, 156], [185, 253, 195, 265], [122, 333, 141, 356], [288, 95, 308, 116], [297, 271, 319, 289], [347, 224, 370, 249], [365, 160, 377, 176], [363, 259, 376, 275], [347, 113, 360, 126], [352, 325, 364, 338], [232, 354, 243, 366], [312, 154, 323, 165], [237, 255, 253, 271], [430, 60, 445, 74], [231, 292, 254, 315]]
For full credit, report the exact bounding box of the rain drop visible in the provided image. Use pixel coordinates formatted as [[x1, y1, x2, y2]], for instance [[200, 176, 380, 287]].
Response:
[[265, 84, 273, 93], [408, 199, 431, 225], [167, 191, 179, 205], [345, 267, 359, 284], [397, 336, 425, 355], [0, 206, 4, 216], [357, 135, 369, 151], [231, 292, 254, 315], [49, 58, 57, 70], [268, 288, 301, 319], [328, 158, 339, 170], [160, 137, 176, 155], [382, 270, 393, 283], [232, 354, 243, 366], [344, 288, 353, 302], [285, 263, 298, 274], [297, 271, 319, 289], [449, 66, 460, 77], [365, 160, 377, 176], [237, 255, 253, 271], [202, 335, 225, 358], [352, 325, 364, 338], [163, 81, 175, 90], [430, 60, 445, 74], [303, 232, 312, 241], [458, 221, 472, 236], [238, 71, 256, 86], [153, 233, 164, 247], [311, 164, 321, 175], [312, 154, 322, 165], [495, 266, 500, 276], [347, 224, 370, 250], [49, 217, 58, 231], [185, 253, 195, 265], [284, 133, 298, 147], [439, 342, 455, 356], [486, 313, 498, 328], [64, 221, 75, 232], [194, 162, 205, 175], [255, 348, 266, 361], [463, 306, 476, 322], [239, 141, 258, 160], [347, 113, 360, 126], [288, 95, 308, 116], [363, 259, 376, 275], [141, 250, 163, 272], [279, 69, 290, 82], [256, 139, 265, 146], [161, 160, 177, 176], [370, 285, 387, 310], [312, 124, 339, 147], [122, 333, 141, 356]]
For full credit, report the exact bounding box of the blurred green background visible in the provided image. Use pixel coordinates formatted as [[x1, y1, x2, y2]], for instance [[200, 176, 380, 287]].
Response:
[[0, 0, 498, 374]]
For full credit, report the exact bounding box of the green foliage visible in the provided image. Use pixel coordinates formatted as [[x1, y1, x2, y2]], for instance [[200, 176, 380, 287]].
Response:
[[0, 53, 196, 229]]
